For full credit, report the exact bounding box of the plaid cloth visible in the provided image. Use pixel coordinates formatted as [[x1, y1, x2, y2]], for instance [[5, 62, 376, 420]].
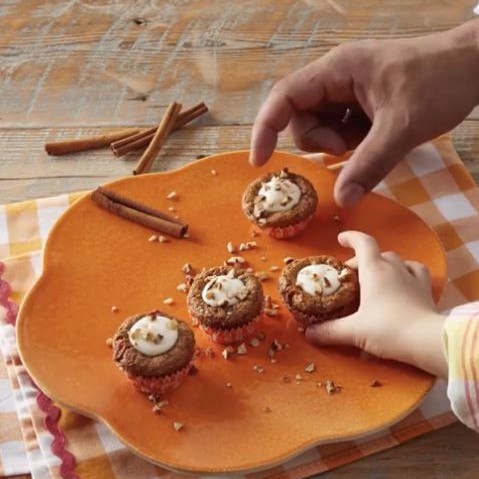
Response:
[[1, 135, 479, 478]]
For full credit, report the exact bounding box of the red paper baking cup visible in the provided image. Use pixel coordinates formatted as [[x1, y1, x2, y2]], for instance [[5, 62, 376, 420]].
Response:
[[262, 214, 313, 239], [198, 314, 260, 344], [126, 360, 193, 395]]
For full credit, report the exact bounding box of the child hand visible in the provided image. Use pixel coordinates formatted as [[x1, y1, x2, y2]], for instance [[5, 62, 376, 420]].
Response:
[[306, 231, 447, 377]]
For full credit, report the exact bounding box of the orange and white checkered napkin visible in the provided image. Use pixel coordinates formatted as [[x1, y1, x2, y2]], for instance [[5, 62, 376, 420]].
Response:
[[1, 135, 479, 479]]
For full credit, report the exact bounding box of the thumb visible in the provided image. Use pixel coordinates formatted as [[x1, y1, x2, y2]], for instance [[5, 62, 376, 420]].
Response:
[[305, 314, 358, 347], [334, 112, 411, 208]]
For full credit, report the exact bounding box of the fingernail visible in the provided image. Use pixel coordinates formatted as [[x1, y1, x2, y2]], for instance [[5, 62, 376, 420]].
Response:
[[338, 183, 365, 208]]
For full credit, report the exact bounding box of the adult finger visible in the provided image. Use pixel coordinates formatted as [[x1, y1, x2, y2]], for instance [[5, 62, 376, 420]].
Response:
[[334, 111, 412, 207], [250, 66, 327, 166], [338, 231, 381, 269], [305, 314, 358, 347], [289, 110, 347, 155]]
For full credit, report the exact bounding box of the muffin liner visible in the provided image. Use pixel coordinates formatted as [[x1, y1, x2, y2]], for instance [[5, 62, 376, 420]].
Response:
[[197, 314, 260, 344], [262, 214, 313, 239], [125, 360, 193, 395]]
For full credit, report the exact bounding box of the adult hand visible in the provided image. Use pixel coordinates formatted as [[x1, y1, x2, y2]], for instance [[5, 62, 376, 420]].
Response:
[[250, 21, 479, 207], [305, 231, 447, 377]]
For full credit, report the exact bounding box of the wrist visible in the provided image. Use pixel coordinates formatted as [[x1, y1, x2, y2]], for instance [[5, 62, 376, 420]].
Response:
[[402, 311, 447, 378]]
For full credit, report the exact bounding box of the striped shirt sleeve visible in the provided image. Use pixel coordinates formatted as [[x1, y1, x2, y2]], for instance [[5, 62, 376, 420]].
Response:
[[443, 302, 479, 431]]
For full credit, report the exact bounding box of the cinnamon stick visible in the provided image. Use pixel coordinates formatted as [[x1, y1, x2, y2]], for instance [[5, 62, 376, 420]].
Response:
[[97, 187, 185, 226], [111, 102, 208, 157], [45, 128, 140, 156], [91, 188, 188, 238], [133, 102, 182, 175]]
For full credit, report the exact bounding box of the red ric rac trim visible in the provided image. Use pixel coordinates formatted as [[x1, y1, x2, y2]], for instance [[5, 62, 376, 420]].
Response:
[[0, 262, 80, 479]]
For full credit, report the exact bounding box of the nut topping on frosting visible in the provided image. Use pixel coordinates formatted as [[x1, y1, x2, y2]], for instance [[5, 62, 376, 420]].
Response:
[[253, 169, 301, 218], [128, 314, 179, 356], [296, 264, 342, 296], [202, 273, 249, 307]]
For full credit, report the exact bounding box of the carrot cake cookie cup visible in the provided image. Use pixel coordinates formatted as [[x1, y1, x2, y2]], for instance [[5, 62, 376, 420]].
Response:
[[278, 256, 359, 327], [112, 310, 195, 395], [242, 168, 318, 239], [187, 266, 264, 344]]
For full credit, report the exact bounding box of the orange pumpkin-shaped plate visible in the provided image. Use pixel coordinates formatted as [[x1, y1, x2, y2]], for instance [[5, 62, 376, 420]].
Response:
[[17, 151, 446, 474]]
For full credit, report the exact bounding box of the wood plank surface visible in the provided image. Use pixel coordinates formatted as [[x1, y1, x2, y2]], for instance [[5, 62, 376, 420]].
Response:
[[2, 1, 479, 478]]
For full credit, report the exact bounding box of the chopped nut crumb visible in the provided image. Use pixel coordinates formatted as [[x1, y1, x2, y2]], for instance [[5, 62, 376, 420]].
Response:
[[168, 206, 175, 212], [226, 382, 233, 388], [246, 267, 254, 273], [264, 308, 278, 317], [246, 241, 257, 248], [205, 347, 215, 358], [237, 343, 248, 355], [226, 242, 236, 253], [283, 257, 295, 264], [258, 218, 267, 225], [282, 374, 291, 383], [272, 339, 283, 351], [255, 271, 269, 282], [333, 215, 341, 222], [152, 400, 169, 413], [264, 295, 272, 309], [183, 233, 190, 238], [263, 406, 272, 413], [325, 379, 339, 395], [226, 256, 246, 265], [222, 346, 234, 360], [253, 365, 265, 374], [148, 235, 158, 242], [260, 256, 267, 262], [182, 263, 193, 275], [191, 316, 199, 327], [297, 326, 305, 333], [239, 243, 248, 251], [111, 305, 119, 313], [211, 169, 217, 175], [167, 191, 177, 200], [295, 374, 303, 381], [270, 358, 277, 364], [251, 229, 259, 237], [173, 421, 184, 431], [296, 381, 302, 385], [163, 297, 174, 305], [305, 362, 316, 373], [270, 265, 280, 272], [316, 382, 323, 388], [250, 338, 261, 347], [370, 380, 382, 388], [159, 236, 168, 243], [106, 337, 113, 347], [176, 283, 188, 293]]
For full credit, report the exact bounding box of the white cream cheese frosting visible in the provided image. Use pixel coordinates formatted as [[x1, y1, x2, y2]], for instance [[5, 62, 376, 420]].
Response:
[[296, 264, 343, 296], [257, 175, 301, 213], [128, 314, 178, 356], [202, 272, 248, 307]]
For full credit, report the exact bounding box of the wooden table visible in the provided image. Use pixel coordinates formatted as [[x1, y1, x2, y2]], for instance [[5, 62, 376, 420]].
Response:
[[2, 1, 479, 477]]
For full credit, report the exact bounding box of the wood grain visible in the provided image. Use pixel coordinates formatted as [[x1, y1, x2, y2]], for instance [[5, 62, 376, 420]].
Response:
[[2, 1, 479, 478], [0, 121, 478, 204]]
